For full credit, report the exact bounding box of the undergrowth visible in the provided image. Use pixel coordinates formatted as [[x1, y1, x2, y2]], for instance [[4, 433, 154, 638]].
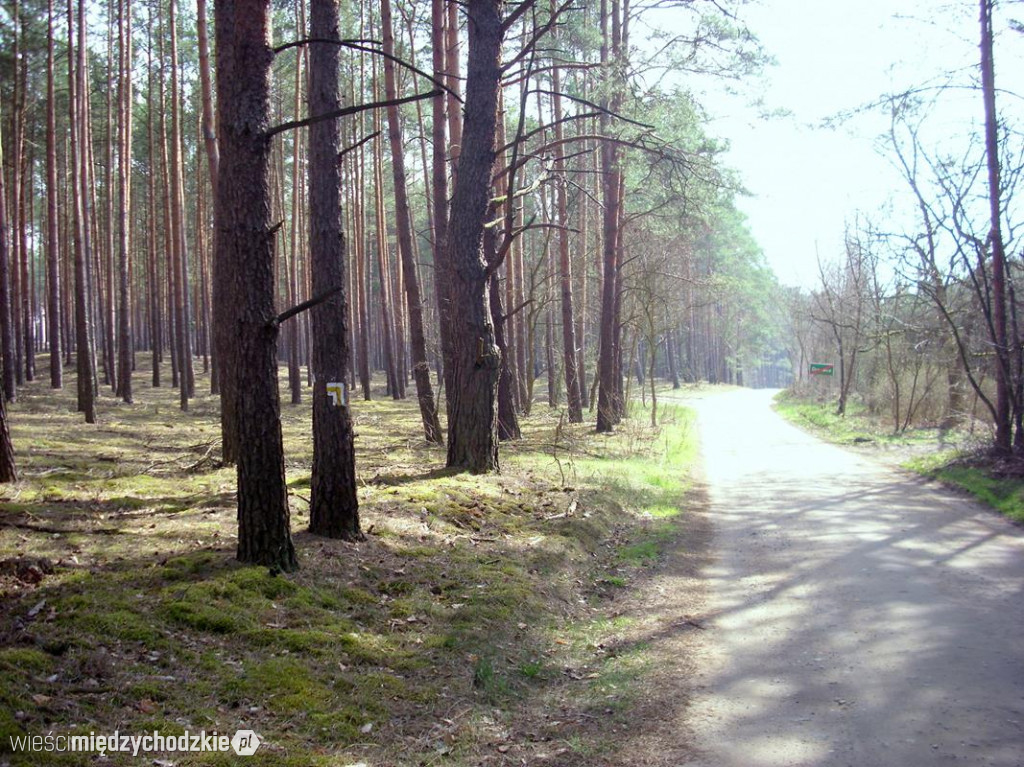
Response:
[[0, 359, 699, 766]]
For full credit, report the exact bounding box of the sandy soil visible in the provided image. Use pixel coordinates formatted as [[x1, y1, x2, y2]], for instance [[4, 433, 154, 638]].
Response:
[[678, 388, 1024, 767]]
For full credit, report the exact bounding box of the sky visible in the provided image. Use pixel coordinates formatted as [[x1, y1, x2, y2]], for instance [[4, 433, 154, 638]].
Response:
[[678, 0, 1024, 289]]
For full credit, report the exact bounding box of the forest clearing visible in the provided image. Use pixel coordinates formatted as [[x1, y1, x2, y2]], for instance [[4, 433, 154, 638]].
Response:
[[0, 361, 708, 766]]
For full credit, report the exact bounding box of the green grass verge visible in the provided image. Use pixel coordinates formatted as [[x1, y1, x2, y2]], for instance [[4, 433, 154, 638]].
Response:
[[904, 455, 1024, 524], [771, 389, 951, 446], [776, 389, 1024, 525]]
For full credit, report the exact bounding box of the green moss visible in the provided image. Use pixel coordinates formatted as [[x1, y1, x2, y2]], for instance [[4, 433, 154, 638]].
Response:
[[228, 567, 298, 599], [160, 551, 224, 581], [0, 647, 54, 674], [193, 751, 334, 767], [160, 598, 248, 634], [337, 631, 414, 668], [245, 626, 354, 655], [227, 657, 328, 713], [78, 608, 162, 643], [337, 586, 377, 606]]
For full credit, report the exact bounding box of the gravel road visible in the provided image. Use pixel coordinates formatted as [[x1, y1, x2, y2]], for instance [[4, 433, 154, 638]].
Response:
[[683, 388, 1024, 767]]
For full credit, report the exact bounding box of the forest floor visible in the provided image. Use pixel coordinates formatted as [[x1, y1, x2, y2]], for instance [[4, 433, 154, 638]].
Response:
[[0, 359, 712, 766]]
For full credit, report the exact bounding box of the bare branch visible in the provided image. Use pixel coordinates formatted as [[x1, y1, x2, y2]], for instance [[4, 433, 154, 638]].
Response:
[[337, 130, 381, 162], [273, 38, 460, 102], [266, 90, 441, 139], [270, 286, 343, 328]]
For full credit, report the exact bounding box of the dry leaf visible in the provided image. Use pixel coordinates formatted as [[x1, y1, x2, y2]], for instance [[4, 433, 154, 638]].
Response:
[[136, 698, 159, 714]]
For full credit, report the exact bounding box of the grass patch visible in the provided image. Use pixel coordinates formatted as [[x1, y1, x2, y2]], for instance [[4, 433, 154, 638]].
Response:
[[773, 390, 891, 444], [906, 454, 1024, 524], [776, 388, 1024, 524]]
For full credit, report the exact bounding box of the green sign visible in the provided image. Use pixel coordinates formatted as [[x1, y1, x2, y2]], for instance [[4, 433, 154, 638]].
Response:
[[809, 363, 834, 376]]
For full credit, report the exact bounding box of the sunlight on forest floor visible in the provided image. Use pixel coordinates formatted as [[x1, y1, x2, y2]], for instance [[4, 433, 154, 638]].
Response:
[[0, 359, 703, 766]]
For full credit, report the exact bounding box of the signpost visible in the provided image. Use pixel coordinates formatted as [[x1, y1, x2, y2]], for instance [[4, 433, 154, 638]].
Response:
[[809, 363, 834, 377]]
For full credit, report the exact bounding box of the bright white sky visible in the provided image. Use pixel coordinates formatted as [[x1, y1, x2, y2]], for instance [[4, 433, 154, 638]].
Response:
[[683, 0, 1024, 289]]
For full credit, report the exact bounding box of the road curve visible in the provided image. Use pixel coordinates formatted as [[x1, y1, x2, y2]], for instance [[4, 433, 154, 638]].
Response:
[[684, 388, 1024, 767]]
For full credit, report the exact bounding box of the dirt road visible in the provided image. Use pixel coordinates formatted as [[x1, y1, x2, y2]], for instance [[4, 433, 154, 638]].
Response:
[[684, 388, 1024, 767]]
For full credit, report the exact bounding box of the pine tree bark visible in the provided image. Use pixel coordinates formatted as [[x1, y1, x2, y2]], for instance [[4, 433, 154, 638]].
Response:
[[197, 0, 220, 394], [14, 1, 33, 386], [382, 0, 442, 441], [489, 249, 520, 440], [307, 0, 361, 540], [0, 376, 14, 481], [430, 0, 451, 401], [115, 0, 133, 403], [71, 0, 96, 423], [197, 0, 219, 189], [371, 124, 400, 399], [286, 12, 305, 406], [170, 0, 195, 409], [146, 10, 162, 389], [215, 0, 297, 570], [0, 98, 16, 405], [11, 0, 26, 389], [352, 148, 372, 400], [595, 0, 623, 433], [101, 11, 116, 392], [46, 0, 63, 389], [438, 0, 504, 472], [551, 63, 583, 421]]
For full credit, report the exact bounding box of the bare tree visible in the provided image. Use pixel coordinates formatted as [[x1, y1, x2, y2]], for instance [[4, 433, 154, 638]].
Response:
[[812, 233, 872, 416]]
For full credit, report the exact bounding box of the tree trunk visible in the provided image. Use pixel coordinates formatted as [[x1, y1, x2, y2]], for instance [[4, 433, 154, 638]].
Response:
[[286, 11, 305, 406], [551, 61, 583, 422], [307, 0, 361, 540], [215, 0, 297, 571], [46, 0, 63, 390], [430, 0, 452, 402], [382, 0, 443, 443], [146, 11, 162, 389], [212, 13, 238, 464], [353, 151, 372, 400], [0, 368, 14, 482], [0, 98, 16, 405], [115, 0, 133, 403], [197, 0, 219, 190], [11, 0, 26, 390], [197, 0, 220, 394], [979, 0, 1011, 453], [595, 0, 623, 433], [666, 327, 680, 389], [71, 0, 96, 423], [170, 0, 195, 410], [371, 126, 400, 399], [437, 0, 504, 473], [14, 1, 34, 387]]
